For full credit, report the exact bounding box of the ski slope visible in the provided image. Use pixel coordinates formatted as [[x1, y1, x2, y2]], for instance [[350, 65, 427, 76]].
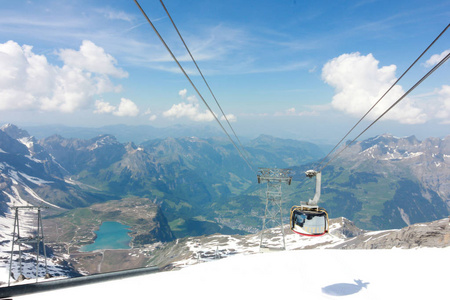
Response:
[[10, 247, 449, 300]]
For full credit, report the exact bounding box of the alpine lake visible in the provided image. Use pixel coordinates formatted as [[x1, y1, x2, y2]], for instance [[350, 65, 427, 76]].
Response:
[[80, 221, 132, 252]]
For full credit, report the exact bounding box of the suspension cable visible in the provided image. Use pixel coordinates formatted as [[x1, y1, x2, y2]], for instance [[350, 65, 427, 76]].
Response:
[[319, 51, 450, 172], [133, 0, 256, 172], [158, 0, 253, 163], [316, 23, 450, 170]]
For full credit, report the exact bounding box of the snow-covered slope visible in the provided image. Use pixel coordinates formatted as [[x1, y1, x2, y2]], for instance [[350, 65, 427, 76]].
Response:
[[0, 125, 93, 285], [2, 217, 449, 299], [10, 247, 450, 300]]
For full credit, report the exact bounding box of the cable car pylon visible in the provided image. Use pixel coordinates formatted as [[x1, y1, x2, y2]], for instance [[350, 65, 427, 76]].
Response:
[[257, 168, 292, 251], [8, 206, 51, 285]]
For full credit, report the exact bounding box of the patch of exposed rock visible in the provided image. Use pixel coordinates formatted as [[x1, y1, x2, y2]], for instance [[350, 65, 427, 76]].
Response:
[[334, 217, 450, 249], [329, 217, 366, 238]]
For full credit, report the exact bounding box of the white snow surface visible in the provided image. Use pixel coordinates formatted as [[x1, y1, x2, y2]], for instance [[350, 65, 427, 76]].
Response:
[[18, 137, 34, 149], [10, 247, 450, 300], [4, 169, 60, 209], [18, 172, 53, 186]]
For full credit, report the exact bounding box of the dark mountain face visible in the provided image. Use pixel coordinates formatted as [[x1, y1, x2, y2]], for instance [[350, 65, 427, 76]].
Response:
[[371, 179, 448, 229], [0, 123, 31, 140], [38, 134, 126, 174], [0, 125, 106, 211], [0, 128, 29, 156]]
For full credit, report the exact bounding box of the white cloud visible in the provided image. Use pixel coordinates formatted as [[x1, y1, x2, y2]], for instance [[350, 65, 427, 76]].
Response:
[[178, 89, 187, 99], [0, 40, 126, 113], [58, 40, 128, 78], [167, 90, 236, 122], [322, 52, 427, 124], [163, 102, 215, 122], [424, 50, 450, 67], [286, 108, 297, 115], [163, 89, 216, 122], [221, 114, 237, 122], [186, 95, 198, 103], [144, 108, 157, 121], [94, 100, 115, 114], [114, 98, 139, 117], [94, 98, 140, 117], [95, 8, 134, 22]]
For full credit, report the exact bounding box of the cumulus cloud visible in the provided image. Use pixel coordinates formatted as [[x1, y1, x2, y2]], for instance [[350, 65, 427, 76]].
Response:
[[178, 89, 187, 99], [322, 52, 427, 124], [114, 98, 139, 116], [424, 50, 450, 67], [94, 98, 139, 117], [58, 40, 128, 78], [94, 100, 116, 114], [163, 101, 215, 122], [163, 89, 218, 122], [0, 40, 127, 113]]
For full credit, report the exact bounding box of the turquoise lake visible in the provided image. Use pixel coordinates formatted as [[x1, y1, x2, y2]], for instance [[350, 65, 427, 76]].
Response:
[[80, 221, 132, 252]]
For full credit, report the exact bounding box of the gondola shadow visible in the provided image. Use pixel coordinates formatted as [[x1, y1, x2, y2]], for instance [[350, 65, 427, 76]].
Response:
[[321, 279, 369, 296]]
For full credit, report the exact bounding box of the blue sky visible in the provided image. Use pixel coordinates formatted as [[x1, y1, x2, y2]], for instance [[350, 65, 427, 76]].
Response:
[[0, 0, 449, 143]]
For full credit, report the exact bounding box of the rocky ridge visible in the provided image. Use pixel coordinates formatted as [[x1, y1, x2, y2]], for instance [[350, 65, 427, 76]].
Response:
[[340, 134, 450, 202], [147, 217, 450, 270]]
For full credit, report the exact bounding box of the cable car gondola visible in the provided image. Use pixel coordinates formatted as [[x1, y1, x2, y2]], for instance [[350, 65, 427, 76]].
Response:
[[290, 170, 329, 236], [290, 205, 328, 236]]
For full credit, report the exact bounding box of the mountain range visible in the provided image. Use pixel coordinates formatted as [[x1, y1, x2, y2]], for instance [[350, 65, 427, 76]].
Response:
[[1, 123, 449, 237], [0, 122, 449, 284], [291, 133, 449, 230], [23, 124, 232, 144]]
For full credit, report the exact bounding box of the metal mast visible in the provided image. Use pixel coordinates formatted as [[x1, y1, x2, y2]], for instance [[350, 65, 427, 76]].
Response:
[[8, 206, 50, 286], [257, 168, 292, 250]]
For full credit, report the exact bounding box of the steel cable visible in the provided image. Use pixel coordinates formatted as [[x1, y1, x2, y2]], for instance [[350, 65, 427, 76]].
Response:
[[319, 51, 450, 172], [316, 23, 450, 170], [159, 0, 253, 164], [133, 0, 256, 172]]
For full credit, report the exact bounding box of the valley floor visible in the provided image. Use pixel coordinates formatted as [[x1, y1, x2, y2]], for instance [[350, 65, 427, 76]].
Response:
[[10, 247, 450, 300]]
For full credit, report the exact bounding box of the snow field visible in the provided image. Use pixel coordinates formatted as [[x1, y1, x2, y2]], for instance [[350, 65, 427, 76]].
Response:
[[12, 247, 450, 300]]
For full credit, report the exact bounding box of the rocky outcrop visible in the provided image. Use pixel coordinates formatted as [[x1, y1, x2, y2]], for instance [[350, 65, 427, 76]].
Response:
[[333, 217, 450, 249], [329, 217, 366, 238]]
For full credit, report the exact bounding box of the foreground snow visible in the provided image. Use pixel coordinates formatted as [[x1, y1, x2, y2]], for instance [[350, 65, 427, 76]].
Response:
[[12, 247, 449, 300]]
